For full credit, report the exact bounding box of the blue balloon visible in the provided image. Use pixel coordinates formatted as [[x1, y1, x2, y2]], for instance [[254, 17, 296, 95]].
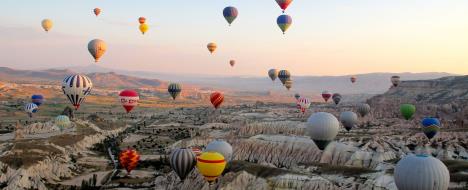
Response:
[[31, 94, 44, 106], [421, 117, 440, 139]]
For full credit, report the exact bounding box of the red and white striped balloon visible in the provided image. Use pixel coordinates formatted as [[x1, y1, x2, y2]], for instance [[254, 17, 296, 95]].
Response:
[[210, 91, 224, 109], [297, 97, 310, 113]]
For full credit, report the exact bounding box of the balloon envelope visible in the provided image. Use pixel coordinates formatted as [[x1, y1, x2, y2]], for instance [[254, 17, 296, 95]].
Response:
[[210, 92, 224, 109], [93, 8, 101, 16], [169, 148, 197, 181], [394, 155, 449, 190], [275, 0, 293, 12], [421, 117, 440, 139], [31, 94, 44, 106], [278, 70, 291, 85], [41, 19, 53, 32], [55, 115, 71, 131], [339, 111, 358, 131], [168, 83, 182, 100], [223, 6, 238, 25], [139, 23, 149, 34], [306, 112, 339, 150], [119, 148, 140, 174], [277, 14, 292, 34], [119, 90, 139, 113], [207, 43, 217, 54], [24, 103, 38, 115], [350, 76, 357, 83], [391, 76, 401, 87], [332, 93, 342, 105], [284, 80, 293, 90], [229, 60, 235, 67], [400, 104, 416, 120], [205, 140, 233, 162], [322, 91, 332, 102], [87, 39, 107, 62], [138, 17, 146, 24], [62, 74, 93, 110], [268, 69, 279, 81], [196, 151, 226, 183], [357, 103, 371, 117], [294, 93, 300, 100], [297, 97, 310, 113]]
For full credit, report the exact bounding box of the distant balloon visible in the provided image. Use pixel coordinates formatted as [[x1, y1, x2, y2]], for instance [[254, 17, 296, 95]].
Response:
[[205, 140, 233, 162], [119, 90, 139, 113], [321, 91, 332, 102], [55, 115, 71, 131], [170, 148, 197, 181], [278, 70, 291, 85], [268, 69, 279, 81], [24, 103, 38, 118], [339, 111, 358, 131], [294, 93, 300, 100], [210, 91, 224, 109], [306, 112, 340, 150], [297, 97, 310, 113], [138, 17, 146, 24], [139, 23, 149, 34], [394, 155, 449, 190], [88, 39, 107, 62], [277, 14, 292, 34], [223, 6, 238, 26], [196, 151, 226, 184], [284, 80, 293, 90], [207, 42, 217, 54], [41, 19, 53, 32], [400, 104, 416, 120], [332, 93, 342, 105], [168, 83, 182, 100], [31, 94, 44, 106], [350, 76, 357, 83], [229, 60, 235, 67], [391, 76, 401, 87], [275, 0, 293, 13], [93, 8, 101, 16], [61, 74, 93, 110], [421, 117, 440, 139], [119, 148, 140, 174], [357, 103, 371, 117], [191, 147, 202, 157]]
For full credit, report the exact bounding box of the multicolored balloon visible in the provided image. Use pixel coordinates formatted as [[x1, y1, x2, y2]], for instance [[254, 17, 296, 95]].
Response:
[[119, 148, 140, 174], [391, 76, 401, 87], [278, 70, 291, 85], [170, 148, 197, 181], [210, 91, 224, 109], [268, 69, 279, 81], [61, 74, 93, 110], [31, 94, 44, 106], [321, 91, 332, 102], [93, 8, 101, 16], [139, 23, 149, 34], [306, 112, 339, 150], [400, 104, 416, 120], [223, 6, 238, 26], [119, 90, 139, 113], [88, 39, 107, 62], [421, 117, 440, 139], [55, 115, 71, 131], [332, 93, 342, 105], [168, 83, 182, 100], [138, 17, 146, 24], [297, 97, 310, 113], [275, 0, 293, 13], [229, 60, 235, 67], [41, 19, 53, 32], [277, 14, 292, 34], [207, 42, 217, 54], [196, 151, 226, 184]]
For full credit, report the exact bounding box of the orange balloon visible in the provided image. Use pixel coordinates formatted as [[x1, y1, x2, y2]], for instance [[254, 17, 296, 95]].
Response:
[[138, 17, 146, 24], [119, 148, 140, 174]]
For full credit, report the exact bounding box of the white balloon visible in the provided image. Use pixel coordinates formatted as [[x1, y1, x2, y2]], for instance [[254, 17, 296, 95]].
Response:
[[61, 74, 93, 110], [394, 155, 450, 190], [306, 112, 339, 150], [339, 111, 358, 131], [205, 140, 233, 162]]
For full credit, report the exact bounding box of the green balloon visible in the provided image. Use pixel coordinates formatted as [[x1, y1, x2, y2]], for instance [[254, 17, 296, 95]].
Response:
[[400, 104, 416, 120]]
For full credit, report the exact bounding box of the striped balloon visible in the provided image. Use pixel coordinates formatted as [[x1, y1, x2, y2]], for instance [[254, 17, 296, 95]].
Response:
[[119, 90, 139, 113], [278, 70, 290, 85], [322, 91, 332, 102], [275, 0, 293, 13], [24, 103, 38, 117], [223, 6, 238, 26], [421, 117, 440, 139], [357, 103, 371, 117], [170, 148, 197, 181], [31, 94, 44, 106], [55, 115, 71, 131], [196, 151, 226, 183], [332, 93, 342, 105], [168, 83, 182, 100], [191, 147, 202, 157], [61, 74, 93, 110], [119, 148, 140, 174], [297, 97, 310, 113], [277, 14, 292, 34], [210, 92, 224, 109]]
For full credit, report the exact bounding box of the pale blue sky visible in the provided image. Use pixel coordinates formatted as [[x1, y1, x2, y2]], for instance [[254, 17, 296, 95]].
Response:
[[0, 0, 467, 76]]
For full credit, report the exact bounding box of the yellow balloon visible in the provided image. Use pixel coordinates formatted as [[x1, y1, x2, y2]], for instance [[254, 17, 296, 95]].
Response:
[[139, 23, 149, 35], [196, 151, 226, 183], [207, 43, 217, 54], [41, 19, 53, 32]]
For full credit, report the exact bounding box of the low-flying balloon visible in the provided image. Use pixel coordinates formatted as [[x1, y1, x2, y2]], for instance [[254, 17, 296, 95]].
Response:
[[119, 90, 139, 113], [391, 76, 400, 87], [93, 8, 101, 16], [139, 23, 149, 34], [294, 93, 300, 100], [31, 94, 44, 106], [41, 19, 53, 32], [284, 80, 292, 90], [62, 74, 93, 110], [170, 148, 197, 181], [88, 39, 107, 62], [268, 69, 279, 81], [119, 148, 140, 174], [321, 91, 332, 102], [400, 104, 416, 120], [205, 140, 233, 162], [275, 0, 293, 13], [196, 151, 226, 184], [394, 155, 449, 190], [421, 117, 440, 139], [210, 92, 224, 109], [207, 43, 217, 54], [223, 6, 238, 26], [306, 112, 339, 150], [277, 14, 292, 34], [55, 115, 71, 131], [138, 17, 146, 24], [278, 70, 291, 85], [339, 111, 358, 131], [297, 97, 310, 113], [357, 103, 371, 117], [350, 76, 357, 83], [168, 83, 182, 100], [229, 60, 235, 67], [24, 103, 38, 118], [332, 93, 342, 105]]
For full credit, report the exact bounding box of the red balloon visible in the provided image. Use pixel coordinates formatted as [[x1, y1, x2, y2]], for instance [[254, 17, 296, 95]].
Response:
[[276, 0, 293, 12], [119, 148, 140, 174], [93, 8, 101, 16], [210, 92, 224, 109], [321, 91, 332, 102], [138, 17, 146, 24], [119, 90, 139, 113]]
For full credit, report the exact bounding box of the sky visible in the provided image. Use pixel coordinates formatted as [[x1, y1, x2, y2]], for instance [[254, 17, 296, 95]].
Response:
[[0, 0, 467, 76]]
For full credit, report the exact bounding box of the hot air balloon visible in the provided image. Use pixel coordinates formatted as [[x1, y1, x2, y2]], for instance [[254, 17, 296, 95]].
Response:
[[297, 97, 310, 113], [321, 91, 332, 102], [278, 70, 291, 85], [119, 148, 140, 174], [268, 69, 279, 81], [275, 0, 293, 13], [31, 94, 44, 106], [306, 112, 339, 150], [61, 74, 93, 110], [168, 83, 182, 100], [205, 140, 233, 162], [138, 17, 146, 24], [55, 115, 71, 131], [41, 19, 53, 32], [119, 90, 139, 113], [394, 155, 449, 190], [350, 76, 357, 83], [207, 43, 217, 54], [191, 147, 202, 157], [391, 76, 400, 87], [223, 6, 238, 26], [277, 14, 292, 34], [229, 60, 235, 67], [400, 104, 416, 120], [332, 93, 342, 105], [339, 111, 358, 131], [88, 39, 107, 62], [169, 148, 197, 181], [139, 23, 149, 34], [421, 117, 440, 139], [24, 103, 38, 118], [196, 151, 226, 184], [284, 80, 293, 90], [357, 103, 371, 117], [93, 8, 101, 16], [294, 93, 300, 100], [210, 92, 224, 109]]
